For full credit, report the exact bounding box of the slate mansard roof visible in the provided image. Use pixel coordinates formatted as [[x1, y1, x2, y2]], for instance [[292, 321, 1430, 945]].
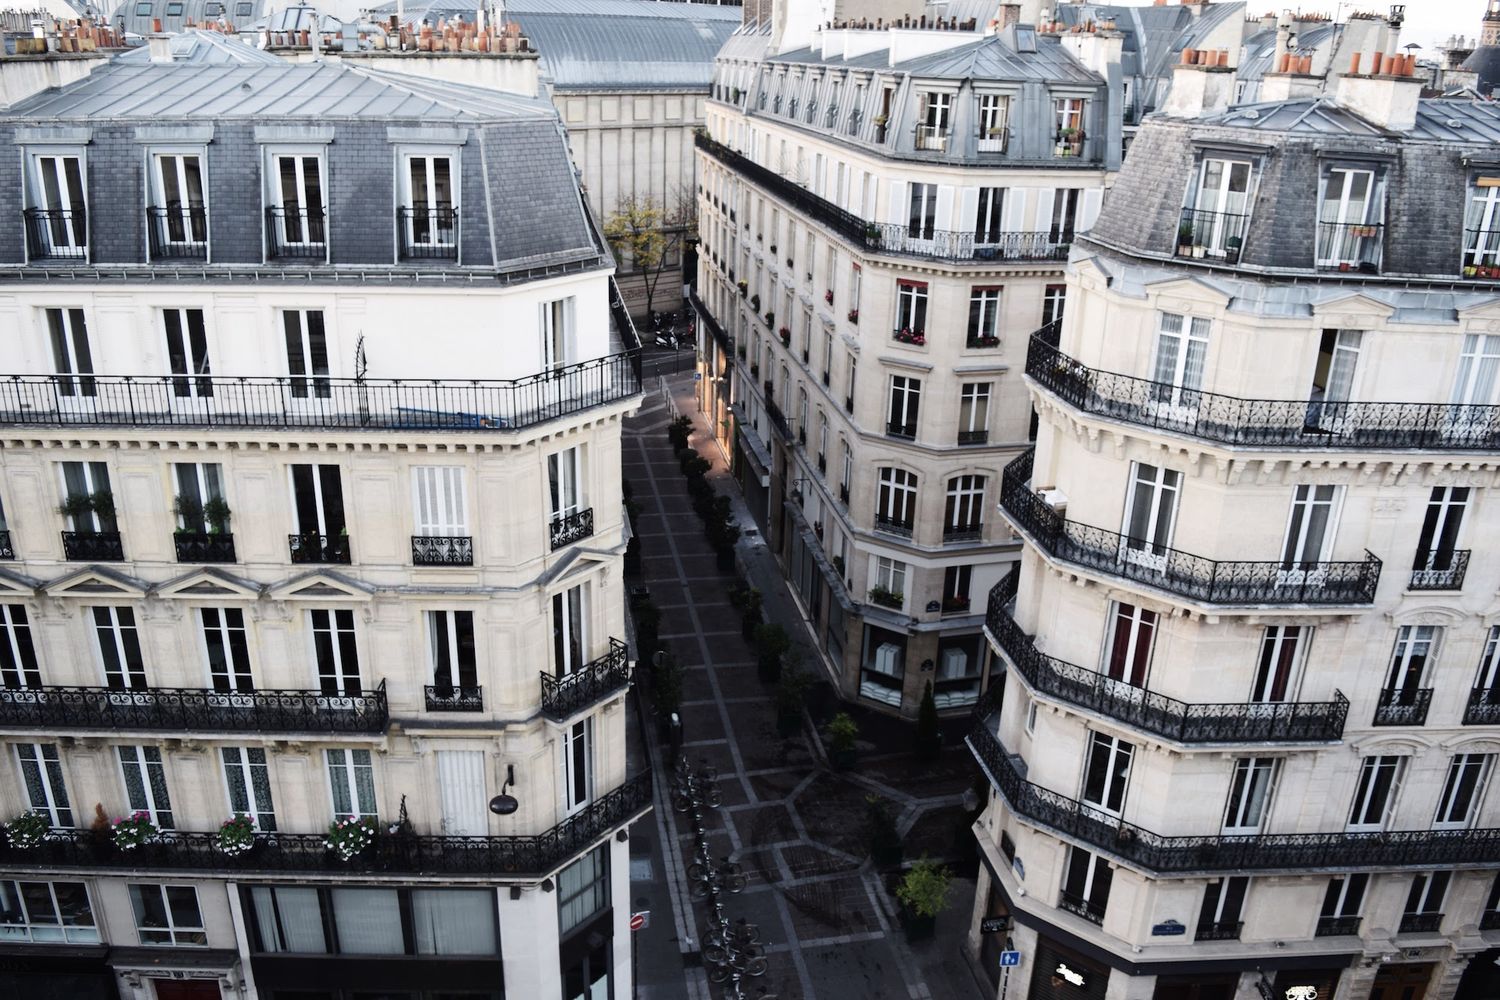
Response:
[[0, 61, 606, 275]]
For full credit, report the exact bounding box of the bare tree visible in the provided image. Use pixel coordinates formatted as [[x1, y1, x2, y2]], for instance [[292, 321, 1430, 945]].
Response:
[[603, 188, 696, 319]]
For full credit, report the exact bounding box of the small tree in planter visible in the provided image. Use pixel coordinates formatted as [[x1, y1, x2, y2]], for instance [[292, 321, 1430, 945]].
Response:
[[828, 712, 858, 770], [865, 796, 903, 868], [774, 662, 812, 738], [173, 495, 205, 533], [729, 583, 764, 640], [668, 415, 693, 450], [5, 810, 52, 849], [754, 623, 790, 683], [653, 650, 684, 738], [112, 811, 161, 851], [895, 857, 952, 941], [215, 814, 256, 857], [915, 681, 941, 761], [203, 497, 232, 533], [632, 599, 662, 665], [325, 815, 378, 861]]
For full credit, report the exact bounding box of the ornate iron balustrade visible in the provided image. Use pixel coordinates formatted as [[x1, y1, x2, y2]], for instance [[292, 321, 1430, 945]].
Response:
[[397, 206, 459, 261], [540, 638, 630, 722], [691, 291, 732, 354], [983, 574, 1349, 744], [838, 485, 850, 505], [886, 420, 916, 440], [1373, 687, 1432, 727], [957, 430, 989, 446], [412, 535, 473, 566], [1315, 915, 1361, 937], [914, 124, 951, 151], [1409, 550, 1470, 591], [873, 514, 913, 539], [0, 681, 388, 733], [0, 769, 651, 877], [0, 353, 641, 434], [423, 685, 484, 712], [765, 398, 793, 442], [265, 206, 327, 260], [1316, 221, 1383, 273], [173, 532, 236, 564], [944, 524, 983, 544], [1194, 920, 1242, 942], [1026, 328, 1500, 452], [1000, 449, 1381, 607], [61, 531, 123, 562], [694, 133, 1070, 264], [1398, 912, 1442, 934], [289, 532, 351, 565], [550, 509, 595, 551], [147, 206, 209, 261], [23, 208, 87, 261], [1057, 891, 1104, 925], [1175, 208, 1249, 263], [967, 711, 1500, 874], [0, 530, 12, 559], [1465, 687, 1500, 726]]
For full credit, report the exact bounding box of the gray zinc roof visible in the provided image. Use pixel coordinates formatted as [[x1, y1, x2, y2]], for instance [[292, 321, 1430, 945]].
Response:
[[760, 30, 1101, 85], [114, 27, 285, 64], [110, 0, 268, 36], [1194, 96, 1500, 142]]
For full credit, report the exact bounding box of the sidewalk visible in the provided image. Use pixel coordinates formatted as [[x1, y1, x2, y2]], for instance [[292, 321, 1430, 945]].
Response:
[[623, 373, 994, 1000]]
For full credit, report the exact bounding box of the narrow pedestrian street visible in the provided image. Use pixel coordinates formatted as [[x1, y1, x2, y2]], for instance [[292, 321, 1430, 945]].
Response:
[[625, 371, 994, 1000]]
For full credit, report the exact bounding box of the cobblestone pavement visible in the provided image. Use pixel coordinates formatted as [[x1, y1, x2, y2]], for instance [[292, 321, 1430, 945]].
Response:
[[625, 376, 994, 1000]]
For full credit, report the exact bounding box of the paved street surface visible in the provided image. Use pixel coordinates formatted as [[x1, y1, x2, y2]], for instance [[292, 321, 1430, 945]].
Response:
[[625, 373, 993, 1000]]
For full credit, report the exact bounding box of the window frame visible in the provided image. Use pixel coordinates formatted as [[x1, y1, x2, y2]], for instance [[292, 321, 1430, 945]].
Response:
[[128, 883, 207, 947]]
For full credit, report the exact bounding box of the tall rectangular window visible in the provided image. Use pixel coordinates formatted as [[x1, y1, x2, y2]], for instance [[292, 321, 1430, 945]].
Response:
[[975, 187, 1005, 243], [895, 281, 928, 336], [200, 607, 252, 693], [1122, 462, 1181, 565], [1252, 626, 1307, 702], [129, 884, 206, 947], [1464, 177, 1500, 269], [978, 95, 1009, 151], [289, 464, 345, 538], [282, 310, 330, 399], [427, 610, 478, 692], [944, 476, 985, 540], [1281, 484, 1341, 567], [1053, 97, 1086, 156], [27, 153, 87, 256], [1451, 334, 1500, 411], [1316, 166, 1381, 268], [917, 92, 950, 149], [1384, 625, 1438, 702], [149, 152, 207, 252], [1196, 878, 1248, 939], [401, 154, 455, 249], [118, 746, 173, 830], [1223, 757, 1279, 834], [906, 185, 937, 241], [1348, 755, 1405, 831], [549, 449, 583, 520], [46, 308, 94, 397], [1060, 846, 1110, 923], [873, 557, 908, 598], [1081, 732, 1133, 817], [163, 309, 211, 398], [1050, 188, 1081, 243], [562, 717, 593, 814], [958, 383, 991, 445], [1415, 487, 1469, 573], [552, 584, 587, 676], [1042, 284, 1066, 327], [92, 606, 146, 690], [1433, 753, 1491, 829], [875, 468, 917, 532], [886, 376, 921, 438], [412, 466, 467, 539], [540, 298, 574, 372], [1403, 871, 1450, 923], [222, 746, 276, 831], [16, 743, 72, 827], [1103, 602, 1156, 687], [173, 462, 226, 533], [271, 153, 325, 247], [326, 748, 376, 820], [1319, 874, 1367, 929], [310, 609, 360, 696], [1150, 312, 1209, 409], [1187, 158, 1252, 257], [1474, 626, 1500, 705], [0, 605, 41, 689], [967, 287, 1002, 347], [558, 844, 609, 937], [59, 462, 114, 533]]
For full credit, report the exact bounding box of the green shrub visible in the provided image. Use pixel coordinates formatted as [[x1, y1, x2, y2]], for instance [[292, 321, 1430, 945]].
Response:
[[915, 681, 941, 761], [895, 857, 952, 918]]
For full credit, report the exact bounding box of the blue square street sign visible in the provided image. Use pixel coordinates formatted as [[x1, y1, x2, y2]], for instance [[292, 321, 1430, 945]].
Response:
[[1000, 951, 1021, 968]]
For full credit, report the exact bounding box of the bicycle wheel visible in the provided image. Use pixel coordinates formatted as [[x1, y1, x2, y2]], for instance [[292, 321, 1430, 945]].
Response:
[[741, 956, 768, 978], [731, 923, 762, 945], [703, 944, 729, 965], [671, 794, 692, 813], [687, 862, 707, 882], [704, 787, 724, 808], [708, 964, 731, 985], [690, 880, 712, 901], [724, 872, 747, 893]]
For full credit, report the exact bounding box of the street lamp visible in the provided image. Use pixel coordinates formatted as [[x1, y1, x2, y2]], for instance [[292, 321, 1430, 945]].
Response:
[[488, 764, 519, 816]]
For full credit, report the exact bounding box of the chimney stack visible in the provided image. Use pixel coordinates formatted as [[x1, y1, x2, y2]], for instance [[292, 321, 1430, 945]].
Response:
[[147, 33, 172, 63]]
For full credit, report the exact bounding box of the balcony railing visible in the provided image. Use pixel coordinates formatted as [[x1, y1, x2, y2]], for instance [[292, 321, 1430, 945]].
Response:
[[0, 530, 13, 559], [173, 532, 236, 564], [886, 420, 916, 440], [958, 430, 989, 446], [1398, 912, 1442, 934], [691, 292, 732, 354], [550, 509, 595, 550], [1057, 891, 1105, 925], [541, 638, 631, 722], [23, 208, 86, 261], [1462, 228, 1500, 277], [423, 684, 484, 712], [61, 530, 123, 562], [765, 398, 793, 442], [0, 681, 388, 733], [874, 514, 913, 539], [0, 354, 641, 434], [397, 206, 459, 261], [0, 769, 651, 878], [146, 206, 208, 261], [984, 573, 1349, 744], [1315, 221, 1383, 273], [1001, 449, 1381, 607], [1315, 915, 1361, 937], [968, 711, 1500, 874], [288, 532, 351, 565], [914, 124, 950, 151], [1464, 687, 1500, 726], [944, 524, 983, 544], [1194, 920, 1242, 942], [1409, 550, 1470, 591], [1373, 687, 1432, 727], [694, 133, 1070, 264], [412, 535, 473, 566], [1027, 327, 1500, 452], [1175, 208, 1248, 263], [265, 206, 327, 260]]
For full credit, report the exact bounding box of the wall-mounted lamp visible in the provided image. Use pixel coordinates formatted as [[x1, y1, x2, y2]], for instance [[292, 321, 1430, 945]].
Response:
[[488, 764, 519, 816]]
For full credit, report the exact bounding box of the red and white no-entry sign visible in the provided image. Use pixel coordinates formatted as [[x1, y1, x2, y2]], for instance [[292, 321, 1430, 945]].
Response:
[[629, 911, 649, 932]]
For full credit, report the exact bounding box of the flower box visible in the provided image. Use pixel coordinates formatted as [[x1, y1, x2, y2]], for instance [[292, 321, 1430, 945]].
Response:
[[215, 814, 256, 856], [847, 309, 859, 324], [825, 289, 834, 305], [113, 811, 161, 851], [967, 335, 1000, 349], [326, 815, 379, 861], [4, 811, 51, 849], [779, 327, 791, 346], [868, 586, 904, 609], [894, 328, 927, 347]]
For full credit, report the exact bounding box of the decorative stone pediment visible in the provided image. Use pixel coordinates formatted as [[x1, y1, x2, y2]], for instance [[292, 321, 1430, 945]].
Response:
[[42, 565, 150, 599], [154, 567, 264, 601], [1311, 292, 1397, 326], [266, 570, 376, 602], [1386, 604, 1468, 627], [0, 565, 42, 596]]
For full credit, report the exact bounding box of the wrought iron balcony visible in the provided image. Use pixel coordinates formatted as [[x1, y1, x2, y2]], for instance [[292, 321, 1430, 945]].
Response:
[[838, 484, 850, 505], [1462, 229, 1500, 277], [540, 638, 630, 722], [886, 420, 916, 440], [289, 532, 351, 565], [550, 508, 595, 551], [173, 532, 236, 564], [944, 524, 983, 544], [958, 430, 989, 446], [0, 353, 641, 434], [1465, 687, 1500, 726], [1175, 208, 1249, 263], [0, 769, 651, 878], [873, 514, 913, 539], [423, 685, 484, 712], [1398, 912, 1442, 934], [146, 206, 208, 261], [1057, 890, 1105, 925], [915, 124, 951, 151], [1373, 687, 1432, 727], [0, 681, 388, 733], [1001, 449, 1381, 607], [61, 531, 123, 562], [968, 712, 1500, 874], [692, 292, 732, 354], [412, 535, 473, 566], [1194, 920, 1242, 942], [694, 133, 1070, 264], [765, 398, 793, 442], [1026, 328, 1500, 452], [983, 573, 1349, 744], [1409, 550, 1470, 591], [23, 208, 86, 261], [0, 530, 12, 559], [397, 206, 459, 261], [1315, 915, 1361, 937], [265, 206, 327, 260], [1316, 221, 1383, 273]]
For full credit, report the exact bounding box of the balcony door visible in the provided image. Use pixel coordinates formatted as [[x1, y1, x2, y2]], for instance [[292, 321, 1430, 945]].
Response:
[[271, 153, 325, 249], [1222, 757, 1278, 834], [427, 610, 478, 699], [163, 309, 212, 401], [1148, 312, 1209, 421], [221, 746, 276, 831], [150, 153, 207, 252], [1316, 167, 1379, 267], [1347, 755, 1404, 832], [413, 466, 468, 542], [16, 743, 72, 828], [552, 585, 586, 678], [1120, 462, 1180, 571], [549, 448, 583, 522], [282, 310, 331, 401], [1080, 732, 1133, 819], [1415, 487, 1468, 574], [46, 308, 95, 402], [437, 749, 487, 836], [401, 154, 455, 251], [310, 609, 361, 698], [1279, 484, 1341, 585], [562, 717, 593, 815], [1103, 602, 1156, 689], [1306, 329, 1362, 434], [200, 607, 253, 694], [1433, 753, 1491, 830], [92, 606, 147, 690], [1384, 625, 1437, 704], [0, 604, 41, 689], [1251, 626, 1307, 703], [118, 745, 174, 830], [1464, 181, 1500, 269], [290, 464, 345, 545], [1189, 158, 1252, 255], [28, 153, 86, 256], [60, 462, 114, 533], [1448, 334, 1500, 437], [906, 183, 938, 249]]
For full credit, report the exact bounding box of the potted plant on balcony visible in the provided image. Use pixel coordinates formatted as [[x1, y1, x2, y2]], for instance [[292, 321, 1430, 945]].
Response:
[[894, 328, 926, 347], [847, 308, 859, 325], [215, 814, 256, 857], [173, 495, 204, 533], [754, 622, 790, 683], [5, 810, 51, 849], [1177, 222, 1194, 255], [112, 811, 161, 851], [941, 594, 971, 614], [968, 335, 1000, 349], [325, 815, 378, 861], [828, 712, 858, 770], [894, 857, 951, 941], [750, 293, 761, 312], [864, 223, 881, 244], [825, 289, 834, 305], [764, 310, 775, 328], [868, 585, 903, 610], [779, 326, 791, 347], [203, 497, 232, 534], [1224, 235, 1243, 264], [737, 280, 748, 297]]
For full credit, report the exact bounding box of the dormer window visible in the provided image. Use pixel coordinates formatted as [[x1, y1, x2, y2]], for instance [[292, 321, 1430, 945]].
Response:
[[978, 94, 1009, 153], [1315, 166, 1384, 273], [1179, 157, 1253, 262], [399, 153, 457, 261], [266, 152, 326, 261], [1053, 98, 1086, 157], [24, 152, 87, 262], [917, 92, 951, 151], [1463, 176, 1500, 278], [148, 152, 207, 261]]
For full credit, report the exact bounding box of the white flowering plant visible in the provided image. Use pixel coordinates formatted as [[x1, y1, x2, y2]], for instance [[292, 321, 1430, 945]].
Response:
[[325, 816, 378, 861]]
